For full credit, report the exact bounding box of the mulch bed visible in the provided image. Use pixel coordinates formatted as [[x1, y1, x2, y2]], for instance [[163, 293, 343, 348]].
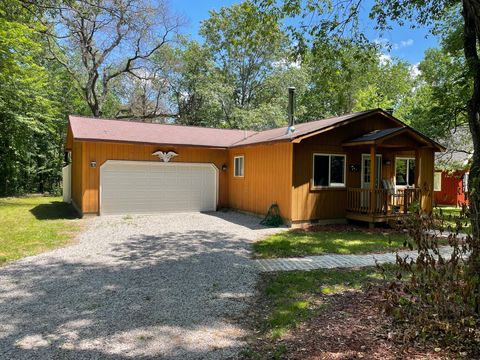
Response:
[[244, 287, 459, 360], [303, 223, 402, 235]]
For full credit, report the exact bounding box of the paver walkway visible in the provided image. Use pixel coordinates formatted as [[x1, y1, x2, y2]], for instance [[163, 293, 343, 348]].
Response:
[[254, 246, 456, 272]]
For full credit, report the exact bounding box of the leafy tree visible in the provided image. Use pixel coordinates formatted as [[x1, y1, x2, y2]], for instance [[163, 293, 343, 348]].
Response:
[[353, 57, 413, 111], [25, 0, 181, 117], [0, 1, 85, 195], [399, 47, 470, 139], [200, 1, 289, 128]]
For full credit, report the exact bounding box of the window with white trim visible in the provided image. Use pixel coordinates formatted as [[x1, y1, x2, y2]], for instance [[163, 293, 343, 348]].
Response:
[[312, 154, 346, 188], [234, 156, 244, 177], [395, 157, 416, 187], [463, 172, 469, 193], [434, 172, 442, 191]]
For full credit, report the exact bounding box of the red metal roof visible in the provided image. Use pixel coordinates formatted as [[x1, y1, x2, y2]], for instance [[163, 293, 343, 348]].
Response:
[[68, 109, 443, 150], [230, 110, 378, 146], [68, 116, 256, 148]]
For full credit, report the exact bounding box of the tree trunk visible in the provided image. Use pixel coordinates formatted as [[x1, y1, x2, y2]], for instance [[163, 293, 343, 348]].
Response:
[[462, 0, 480, 313]]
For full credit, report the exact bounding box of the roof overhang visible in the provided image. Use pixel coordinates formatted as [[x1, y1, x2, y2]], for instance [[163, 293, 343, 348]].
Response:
[[342, 126, 445, 152], [290, 110, 393, 144]]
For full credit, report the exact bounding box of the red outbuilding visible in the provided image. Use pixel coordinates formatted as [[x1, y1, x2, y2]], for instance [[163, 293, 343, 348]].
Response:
[[434, 126, 471, 207]]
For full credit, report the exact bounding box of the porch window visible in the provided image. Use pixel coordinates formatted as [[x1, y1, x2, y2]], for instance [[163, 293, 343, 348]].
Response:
[[434, 172, 442, 191], [395, 158, 415, 187], [234, 156, 244, 177], [312, 154, 346, 188]]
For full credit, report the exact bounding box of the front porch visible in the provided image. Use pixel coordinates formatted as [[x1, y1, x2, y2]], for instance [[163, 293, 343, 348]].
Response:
[[346, 187, 421, 225], [342, 126, 433, 227]]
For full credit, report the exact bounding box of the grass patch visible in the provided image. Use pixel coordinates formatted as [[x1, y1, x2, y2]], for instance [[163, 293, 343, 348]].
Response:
[[261, 267, 394, 339], [253, 229, 408, 258], [0, 196, 81, 264], [434, 206, 471, 234]]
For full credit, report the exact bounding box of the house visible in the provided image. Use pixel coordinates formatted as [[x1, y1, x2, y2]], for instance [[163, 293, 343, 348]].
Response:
[[64, 108, 444, 227], [434, 126, 471, 207]]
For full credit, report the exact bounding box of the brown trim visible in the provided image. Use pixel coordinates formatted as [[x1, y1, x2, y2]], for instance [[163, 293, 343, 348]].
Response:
[[378, 111, 445, 151], [342, 127, 432, 148], [292, 109, 392, 144]]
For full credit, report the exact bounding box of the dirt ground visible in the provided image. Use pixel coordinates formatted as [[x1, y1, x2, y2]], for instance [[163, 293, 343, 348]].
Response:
[[244, 287, 461, 360]]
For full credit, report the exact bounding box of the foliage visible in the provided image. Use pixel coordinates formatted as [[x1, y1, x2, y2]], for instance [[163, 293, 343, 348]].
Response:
[[300, 40, 413, 119], [34, 0, 181, 117], [382, 206, 480, 354], [253, 228, 408, 258], [260, 203, 284, 227], [199, 1, 295, 129], [0, 3, 85, 196], [398, 47, 470, 139], [0, 196, 80, 264]]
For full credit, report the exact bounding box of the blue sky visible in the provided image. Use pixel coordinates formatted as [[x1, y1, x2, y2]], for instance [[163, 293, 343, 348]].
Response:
[[171, 0, 439, 65]]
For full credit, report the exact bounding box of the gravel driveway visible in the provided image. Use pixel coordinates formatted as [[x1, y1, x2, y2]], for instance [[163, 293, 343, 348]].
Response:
[[0, 211, 283, 359]]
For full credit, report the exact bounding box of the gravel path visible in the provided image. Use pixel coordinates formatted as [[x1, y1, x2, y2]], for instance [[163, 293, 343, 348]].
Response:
[[0, 211, 284, 360]]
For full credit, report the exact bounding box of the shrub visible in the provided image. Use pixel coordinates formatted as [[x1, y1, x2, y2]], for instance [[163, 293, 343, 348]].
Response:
[[382, 203, 480, 355]]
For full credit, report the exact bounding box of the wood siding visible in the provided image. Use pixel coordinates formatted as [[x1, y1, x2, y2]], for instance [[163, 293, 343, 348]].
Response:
[[227, 142, 293, 221], [291, 114, 436, 222], [434, 171, 469, 206], [76, 141, 228, 214], [71, 140, 83, 212]]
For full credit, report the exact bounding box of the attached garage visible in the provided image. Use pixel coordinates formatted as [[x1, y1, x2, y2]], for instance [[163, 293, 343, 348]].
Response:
[[100, 161, 218, 215]]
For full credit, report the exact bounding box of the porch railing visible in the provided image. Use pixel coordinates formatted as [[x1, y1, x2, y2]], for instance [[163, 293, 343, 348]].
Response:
[[347, 188, 421, 214]]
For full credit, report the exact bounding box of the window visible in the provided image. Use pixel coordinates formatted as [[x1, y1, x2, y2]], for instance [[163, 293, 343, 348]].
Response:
[[463, 172, 469, 193], [234, 156, 244, 177], [395, 158, 416, 187], [312, 154, 346, 188], [434, 172, 442, 191]]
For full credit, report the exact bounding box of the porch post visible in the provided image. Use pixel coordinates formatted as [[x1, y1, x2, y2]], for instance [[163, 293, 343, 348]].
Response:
[[370, 145, 376, 214], [415, 149, 420, 187]]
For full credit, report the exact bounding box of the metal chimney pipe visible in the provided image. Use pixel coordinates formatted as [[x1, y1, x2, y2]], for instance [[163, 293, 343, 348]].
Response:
[[287, 87, 296, 134]]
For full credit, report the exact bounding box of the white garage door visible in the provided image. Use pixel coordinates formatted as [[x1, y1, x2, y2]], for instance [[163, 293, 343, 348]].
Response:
[[100, 161, 218, 215]]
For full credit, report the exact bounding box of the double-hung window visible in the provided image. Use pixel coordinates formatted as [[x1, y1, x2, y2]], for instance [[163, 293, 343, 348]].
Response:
[[434, 172, 442, 191], [463, 172, 469, 193], [234, 156, 244, 177], [312, 154, 346, 188], [395, 157, 415, 187]]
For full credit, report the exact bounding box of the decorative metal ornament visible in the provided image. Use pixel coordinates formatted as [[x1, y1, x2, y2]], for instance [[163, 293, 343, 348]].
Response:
[[152, 151, 178, 162]]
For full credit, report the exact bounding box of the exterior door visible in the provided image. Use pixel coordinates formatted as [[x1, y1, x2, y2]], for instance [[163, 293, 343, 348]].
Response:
[[361, 154, 382, 189], [361, 154, 382, 208]]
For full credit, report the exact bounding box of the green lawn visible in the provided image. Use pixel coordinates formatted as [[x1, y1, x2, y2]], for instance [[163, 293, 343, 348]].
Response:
[[0, 196, 81, 264], [260, 267, 393, 339], [434, 206, 471, 233], [253, 229, 408, 258]]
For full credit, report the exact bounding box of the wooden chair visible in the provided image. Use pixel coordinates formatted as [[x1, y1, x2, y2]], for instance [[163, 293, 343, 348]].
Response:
[[382, 179, 401, 213]]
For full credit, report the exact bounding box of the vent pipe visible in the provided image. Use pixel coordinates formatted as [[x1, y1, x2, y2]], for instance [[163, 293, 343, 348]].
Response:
[[287, 87, 296, 134]]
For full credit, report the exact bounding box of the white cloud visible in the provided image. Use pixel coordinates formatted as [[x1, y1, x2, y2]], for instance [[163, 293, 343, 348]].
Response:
[[374, 37, 414, 51], [399, 39, 414, 48], [379, 53, 392, 65], [409, 63, 421, 78]]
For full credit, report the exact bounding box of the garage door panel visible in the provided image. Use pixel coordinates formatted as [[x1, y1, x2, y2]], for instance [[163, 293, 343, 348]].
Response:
[[100, 161, 217, 215]]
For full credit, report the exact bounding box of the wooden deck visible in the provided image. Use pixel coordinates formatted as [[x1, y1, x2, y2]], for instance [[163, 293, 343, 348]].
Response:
[[346, 187, 420, 226]]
